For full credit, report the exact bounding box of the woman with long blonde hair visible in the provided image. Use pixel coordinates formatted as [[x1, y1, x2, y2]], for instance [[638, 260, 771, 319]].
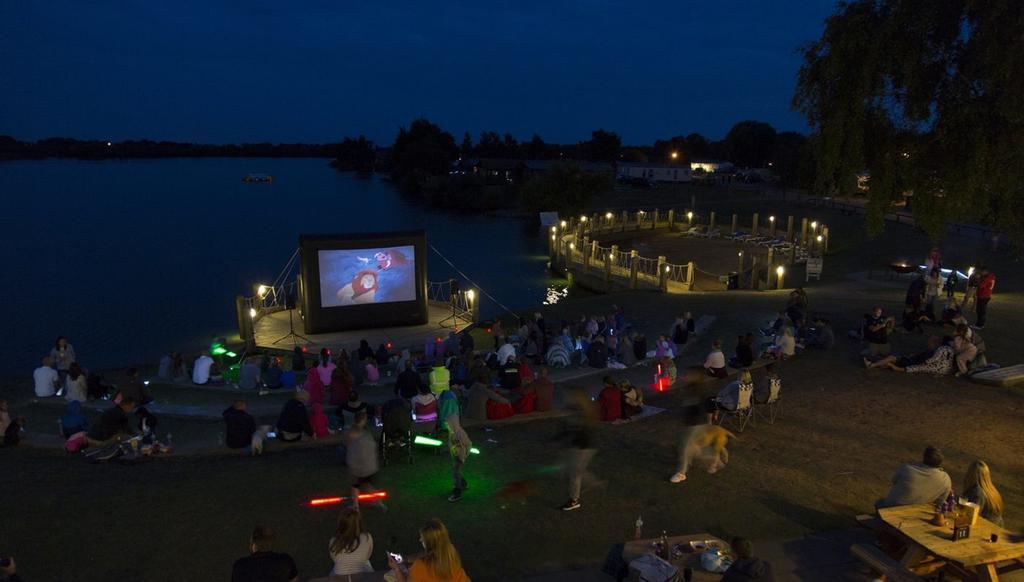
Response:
[[389, 519, 469, 581], [963, 460, 1004, 526]]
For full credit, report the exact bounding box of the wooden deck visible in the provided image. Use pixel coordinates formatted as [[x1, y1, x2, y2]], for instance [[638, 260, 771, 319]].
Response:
[[253, 303, 471, 354]]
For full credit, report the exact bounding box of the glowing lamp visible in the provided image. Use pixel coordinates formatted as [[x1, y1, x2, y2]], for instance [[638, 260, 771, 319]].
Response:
[[776, 266, 785, 276], [435, 337, 442, 343], [738, 251, 743, 257], [687, 211, 693, 220], [466, 289, 475, 302], [816, 235, 823, 242], [580, 216, 588, 222], [560, 220, 567, 228], [606, 212, 613, 219], [569, 243, 575, 250], [664, 266, 670, 273], [301, 346, 308, 352], [550, 226, 557, 233], [671, 151, 679, 159], [486, 327, 492, 333], [257, 284, 268, 297], [769, 216, 775, 222], [811, 221, 818, 229], [249, 307, 257, 319], [608, 254, 613, 260], [551, 235, 556, 241], [386, 342, 392, 349], [225, 351, 237, 358]]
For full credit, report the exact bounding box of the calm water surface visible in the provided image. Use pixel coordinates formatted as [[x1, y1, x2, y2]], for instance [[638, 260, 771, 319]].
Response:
[[1, 158, 556, 376]]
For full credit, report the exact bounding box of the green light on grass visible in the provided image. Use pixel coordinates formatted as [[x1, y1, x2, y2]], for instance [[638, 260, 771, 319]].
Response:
[[413, 435, 480, 454]]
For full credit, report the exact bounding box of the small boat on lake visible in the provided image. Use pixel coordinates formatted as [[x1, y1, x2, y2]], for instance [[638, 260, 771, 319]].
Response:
[[243, 173, 273, 183]]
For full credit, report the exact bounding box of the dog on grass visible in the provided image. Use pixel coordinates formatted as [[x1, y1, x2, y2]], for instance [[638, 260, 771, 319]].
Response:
[[670, 424, 738, 483], [251, 425, 271, 456]]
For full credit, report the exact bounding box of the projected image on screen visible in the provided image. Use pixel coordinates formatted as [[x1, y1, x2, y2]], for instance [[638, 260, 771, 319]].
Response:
[[318, 246, 417, 308]]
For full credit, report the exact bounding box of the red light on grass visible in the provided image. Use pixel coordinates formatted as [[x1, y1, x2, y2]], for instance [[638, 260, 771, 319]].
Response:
[[486, 328, 492, 333], [306, 491, 388, 508], [436, 337, 442, 342], [386, 342, 392, 349], [301, 346, 308, 352]]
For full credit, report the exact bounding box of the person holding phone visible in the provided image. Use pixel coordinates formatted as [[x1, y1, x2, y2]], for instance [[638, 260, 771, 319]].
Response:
[[387, 519, 469, 582]]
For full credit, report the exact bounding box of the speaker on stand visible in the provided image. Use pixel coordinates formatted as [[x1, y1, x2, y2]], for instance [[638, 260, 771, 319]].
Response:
[[439, 278, 462, 330], [273, 292, 312, 346]]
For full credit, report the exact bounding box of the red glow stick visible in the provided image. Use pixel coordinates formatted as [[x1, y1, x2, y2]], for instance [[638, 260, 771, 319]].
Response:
[[306, 491, 388, 507]]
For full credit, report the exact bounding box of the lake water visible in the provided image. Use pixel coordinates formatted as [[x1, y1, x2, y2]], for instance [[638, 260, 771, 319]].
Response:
[[0, 158, 557, 377]]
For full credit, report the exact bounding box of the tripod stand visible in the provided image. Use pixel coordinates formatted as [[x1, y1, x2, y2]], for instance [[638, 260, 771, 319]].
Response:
[[439, 279, 465, 330], [273, 304, 312, 346]]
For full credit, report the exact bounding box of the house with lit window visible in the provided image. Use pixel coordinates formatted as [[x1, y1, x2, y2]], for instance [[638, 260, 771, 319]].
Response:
[[689, 159, 734, 173], [616, 162, 692, 183]]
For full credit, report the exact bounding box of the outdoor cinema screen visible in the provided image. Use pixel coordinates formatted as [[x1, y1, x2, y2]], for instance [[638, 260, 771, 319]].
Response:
[[299, 231, 427, 334], [318, 246, 417, 308]]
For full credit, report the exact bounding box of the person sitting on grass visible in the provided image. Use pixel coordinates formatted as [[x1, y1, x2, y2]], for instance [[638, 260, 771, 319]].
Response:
[[310, 402, 330, 439], [395, 360, 422, 401], [807, 318, 835, 349], [192, 352, 218, 385], [411, 384, 439, 422], [223, 400, 256, 450], [863, 307, 894, 356], [238, 357, 262, 391], [941, 297, 962, 325], [620, 380, 643, 419], [722, 537, 775, 582], [598, 376, 622, 422], [338, 390, 369, 428], [330, 360, 355, 407], [704, 340, 728, 378], [952, 323, 978, 377], [768, 328, 796, 360], [531, 367, 554, 412], [118, 367, 153, 405], [263, 357, 283, 390], [328, 507, 374, 575], [500, 355, 521, 391], [33, 356, 60, 398], [276, 391, 312, 443], [230, 525, 299, 582], [586, 335, 609, 369], [64, 363, 88, 403], [875, 446, 951, 510], [363, 357, 380, 386], [963, 460, 1005, 527], [729, 334, 755, 368], [135, 406, 159, 444], [864, 336, 942, 370], [512, 373, 537, 414], [388, 519, 469, 582], [60, 400, 88, 438], [87, 397, 136, 448]]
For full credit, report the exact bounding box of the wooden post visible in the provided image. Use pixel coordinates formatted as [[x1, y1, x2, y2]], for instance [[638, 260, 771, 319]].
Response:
[[731, 213, 738, 235], [687, 261, 695, 291], [657, 255, 667, 291], [752, 212, 759, 236], [621, 210, 628, 232], [822, 226, 830, 253], [737, 251, 744, 276], [800, 218, 808, 246], [750, 256, 759, 290], [765, 247, 775, 288], [636, 211, 643, 230], [603, 248, 611, 282], [629, 250, 639, 289], [709, 211, 716, 233], [582, 236, 591, 269], [777, 266, 786, 290], [610, 245, 619, 278], [668, 209, 675, 231], [652, 209, 659, 229], [786, 215, 794, 242], [590, 240, 598, 272]]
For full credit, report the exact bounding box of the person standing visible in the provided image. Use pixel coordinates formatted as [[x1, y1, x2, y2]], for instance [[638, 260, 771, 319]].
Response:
[[346, 412, 384, 510], [446, 413, 472, 502], [975, 267, 995, 329], [50, 336, 76, 387], [558, 388, 598, 511], [924, 267, 942, 320]]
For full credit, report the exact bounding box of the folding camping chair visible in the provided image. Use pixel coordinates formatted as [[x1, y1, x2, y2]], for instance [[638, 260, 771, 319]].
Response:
[[717, 383, 754, 432], [753, 377, 782, 425]]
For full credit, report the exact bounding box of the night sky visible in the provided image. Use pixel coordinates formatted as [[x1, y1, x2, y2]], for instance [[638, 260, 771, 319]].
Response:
[[1, 1, 838, 145]]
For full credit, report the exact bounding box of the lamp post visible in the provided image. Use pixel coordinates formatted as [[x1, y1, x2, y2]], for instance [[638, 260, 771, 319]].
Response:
[[776, 265, 785, 289], [769, 215, 776, 237], [687, 210, 694, 228]]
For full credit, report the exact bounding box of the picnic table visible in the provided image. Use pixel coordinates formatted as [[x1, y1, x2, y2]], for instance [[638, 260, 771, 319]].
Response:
[[878, 504, 1024, 581], [621, 532, 727, 581]]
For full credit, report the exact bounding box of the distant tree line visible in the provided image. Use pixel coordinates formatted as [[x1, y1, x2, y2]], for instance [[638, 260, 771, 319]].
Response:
[[0, 135, 377, 170], [388, 118, 813, 213]]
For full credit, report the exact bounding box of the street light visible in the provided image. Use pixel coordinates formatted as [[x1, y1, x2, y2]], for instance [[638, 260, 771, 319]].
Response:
[[605, 212, 613, 220], [671, 151, 679, 160], [550, 226, 557, 233], [769, 215, 775, 223], [560, 220, 567, 228], [257, 285, 268, 297], [580, 216, 588, 222], [687, 211, 694, 220]]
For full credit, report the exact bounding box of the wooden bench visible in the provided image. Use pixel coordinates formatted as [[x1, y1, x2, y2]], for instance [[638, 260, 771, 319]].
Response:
[[850, 544, 924, 582], [970, 363, 1024, 387]]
